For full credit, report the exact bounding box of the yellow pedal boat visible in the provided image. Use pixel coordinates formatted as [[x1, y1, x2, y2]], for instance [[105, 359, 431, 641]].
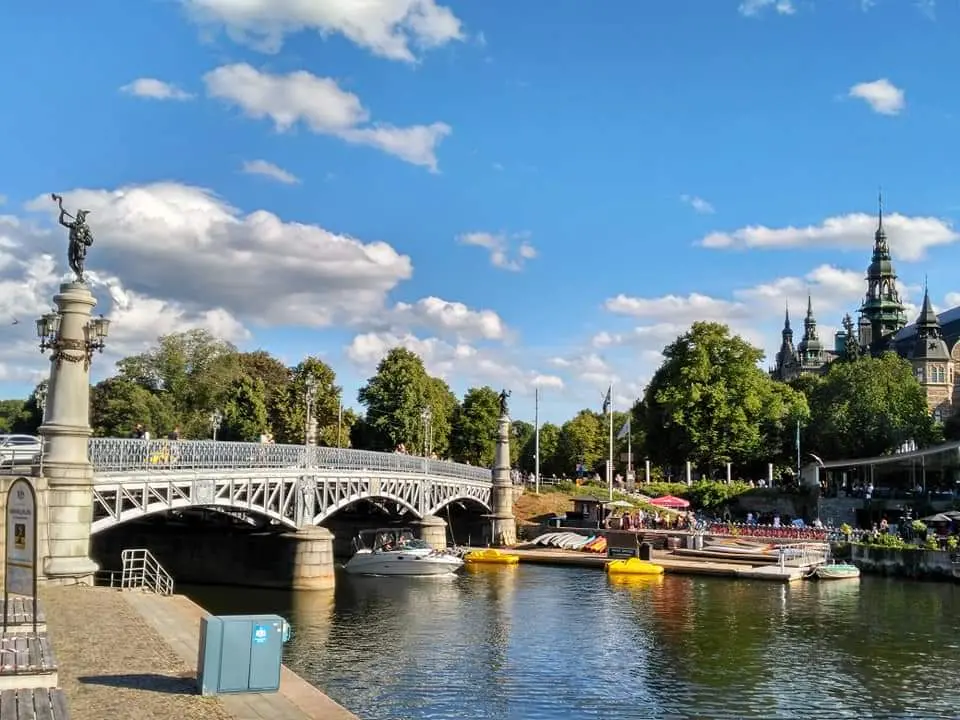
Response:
[[463, 549, 520, 565], [606, 557, 664, 575]]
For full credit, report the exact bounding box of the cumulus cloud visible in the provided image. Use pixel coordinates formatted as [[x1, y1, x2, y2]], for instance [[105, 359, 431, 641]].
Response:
[[241, 159, 300, 184], [204, 64, 450, 171], [0, 182, 529, 388], [26, 182, 413, 329], [582, 262, 938, 394], [848, 78, 905, 116], [680, 194, 715, 214], [739, 0, 796, 16], [385, 297, 507, 341], [120, 78, 194, 101], [182, 0, 465, 60], [345, 331, 563, 394], [457, 231, 537, 271], [700, 211, 957, 261]]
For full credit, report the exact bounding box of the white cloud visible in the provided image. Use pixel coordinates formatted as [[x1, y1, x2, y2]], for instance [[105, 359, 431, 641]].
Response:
[[700, 211, 957, 261], [681, 194, 715, 214], [24, 182, 413, 329], [457, 232, 537, 272], [385, 297, 507, 341], [0, 183, 516, 385], [345, 332, 562, 394], [204, 64, 450, 171], [581, 262, 922, 392], [182, 0, 465, 61], [120, 78, 194, 101], [241, 159, 300, 185], [848, 78, 905, 116], [739, 0, 796, 16]]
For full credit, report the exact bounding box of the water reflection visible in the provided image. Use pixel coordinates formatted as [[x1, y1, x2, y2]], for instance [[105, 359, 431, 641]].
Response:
[[183, 569, 960, 720]]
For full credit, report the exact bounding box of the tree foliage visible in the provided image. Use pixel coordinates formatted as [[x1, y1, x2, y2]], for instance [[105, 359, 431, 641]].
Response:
[[450, 386, 501, 466], [358, 348, 437, 453], [803, 353, 938, 459], [641, 322, 808, 472]]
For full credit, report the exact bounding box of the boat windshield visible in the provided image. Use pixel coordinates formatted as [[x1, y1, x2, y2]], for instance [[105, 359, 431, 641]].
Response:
[[353, 528, 428, 552]]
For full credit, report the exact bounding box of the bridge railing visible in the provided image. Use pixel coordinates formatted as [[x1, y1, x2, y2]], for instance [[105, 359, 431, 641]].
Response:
[[88, 438, 492, 483]]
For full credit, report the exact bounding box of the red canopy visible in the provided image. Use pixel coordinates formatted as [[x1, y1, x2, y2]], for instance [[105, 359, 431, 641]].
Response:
[[650, 495, 690, 509]]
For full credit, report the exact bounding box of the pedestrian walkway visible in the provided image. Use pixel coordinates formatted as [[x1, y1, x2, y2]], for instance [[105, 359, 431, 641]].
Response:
[[40, 586, 358, 720], [123, 592, 358, 720]]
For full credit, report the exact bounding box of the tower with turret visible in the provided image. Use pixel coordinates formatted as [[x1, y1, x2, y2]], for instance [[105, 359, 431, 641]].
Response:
[[910, 283, 952, 421], [858, 192, 908, 349]]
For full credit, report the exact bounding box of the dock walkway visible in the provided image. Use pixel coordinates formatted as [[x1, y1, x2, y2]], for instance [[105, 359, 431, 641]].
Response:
[[509, 548, 808, 582], [40, 586, 358, 720]]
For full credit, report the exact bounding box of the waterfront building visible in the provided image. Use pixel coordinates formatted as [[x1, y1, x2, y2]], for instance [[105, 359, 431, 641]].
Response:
[[771, 195, 960, 420]]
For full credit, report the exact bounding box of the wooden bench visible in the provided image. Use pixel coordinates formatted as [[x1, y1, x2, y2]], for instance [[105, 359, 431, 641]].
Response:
[[0, 634, 58, 690], [1, 599, 45, 634], [0, 687, 70, 719]]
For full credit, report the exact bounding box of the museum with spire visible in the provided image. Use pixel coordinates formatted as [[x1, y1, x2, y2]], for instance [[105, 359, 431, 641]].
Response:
[[771, 193, 958, 420]]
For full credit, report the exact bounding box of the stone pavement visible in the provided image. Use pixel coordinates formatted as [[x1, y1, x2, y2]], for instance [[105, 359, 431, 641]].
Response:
[[41, 586, 359, 720], [40, 585, 233, 720]]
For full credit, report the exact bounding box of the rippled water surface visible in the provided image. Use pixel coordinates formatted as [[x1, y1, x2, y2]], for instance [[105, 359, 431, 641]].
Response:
[[186, 566, 960, 719]]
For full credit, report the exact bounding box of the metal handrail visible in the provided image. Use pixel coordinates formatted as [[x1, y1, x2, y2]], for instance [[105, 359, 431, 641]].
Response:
[[120, 548, 174, 595], [88, 438, 493, 483]]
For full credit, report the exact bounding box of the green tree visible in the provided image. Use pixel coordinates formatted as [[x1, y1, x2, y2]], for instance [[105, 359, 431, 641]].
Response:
[[518, 422, 562, 476], [450, 386, 501, 465], [426, 377, 458, 457], [0, 399, 27, 433], [116, 329, 239, 436], [642, 321, 801, 471], [220, 376, 269, 442], [270, 357, 342, 445], [511, 420, 534, 469], [806, 352, 937, 459], [90, 377, 177, 437], [357, 348, 433, 452], [557, 410, 605, 475]]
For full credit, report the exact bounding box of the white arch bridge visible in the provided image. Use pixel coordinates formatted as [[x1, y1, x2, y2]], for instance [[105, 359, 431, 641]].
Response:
[[87, 439, 493, 534]]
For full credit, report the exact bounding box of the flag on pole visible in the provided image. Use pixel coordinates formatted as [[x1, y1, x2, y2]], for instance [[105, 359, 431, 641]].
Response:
[[795, 420, 800, 451], [616, 418, 631, 441], [602, 386, 611, 414]]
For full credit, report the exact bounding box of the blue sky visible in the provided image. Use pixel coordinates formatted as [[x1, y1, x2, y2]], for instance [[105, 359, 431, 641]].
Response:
[[1, 0, 959, 424]]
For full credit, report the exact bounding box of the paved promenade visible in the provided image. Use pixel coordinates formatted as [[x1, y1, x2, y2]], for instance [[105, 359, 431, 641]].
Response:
[[41, 586, 358, 720]]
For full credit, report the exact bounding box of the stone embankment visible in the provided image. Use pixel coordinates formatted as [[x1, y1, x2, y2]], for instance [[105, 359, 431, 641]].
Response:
[[833, 542, 960, 581]]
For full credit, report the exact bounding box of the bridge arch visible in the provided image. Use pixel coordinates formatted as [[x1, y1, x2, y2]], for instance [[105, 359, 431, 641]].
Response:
[[313, 491, 423, 525], [91, 474, 301, 534], [90, 500, 298, 534], [426, 494, 491, 518]]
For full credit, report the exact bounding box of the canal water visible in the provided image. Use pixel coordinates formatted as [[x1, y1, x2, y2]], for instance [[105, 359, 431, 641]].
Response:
[[184, 565, 960, 719]]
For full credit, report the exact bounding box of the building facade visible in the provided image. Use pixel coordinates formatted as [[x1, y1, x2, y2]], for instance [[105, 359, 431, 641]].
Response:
[[771, 197, 959, 420]]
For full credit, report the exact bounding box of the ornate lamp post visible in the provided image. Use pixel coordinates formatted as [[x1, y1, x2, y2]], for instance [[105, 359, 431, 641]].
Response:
[[304, 375, 318, 446], [421, 407, 433, 457], [210, 410, 223, 441], [36, 193, 107, 584]]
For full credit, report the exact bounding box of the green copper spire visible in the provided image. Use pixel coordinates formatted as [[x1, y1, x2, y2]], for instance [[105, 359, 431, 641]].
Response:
[[859, 189, 907, 346]]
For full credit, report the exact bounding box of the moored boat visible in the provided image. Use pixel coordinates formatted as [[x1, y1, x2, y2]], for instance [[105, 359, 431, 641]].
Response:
[[463, 549, 520, 565], [344, 528, 464, 576], [606, 557, 664, 576], [811, 562, 860, 580]]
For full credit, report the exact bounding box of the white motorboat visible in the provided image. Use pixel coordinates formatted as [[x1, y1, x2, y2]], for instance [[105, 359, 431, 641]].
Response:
[[343, 528, 464, 576]]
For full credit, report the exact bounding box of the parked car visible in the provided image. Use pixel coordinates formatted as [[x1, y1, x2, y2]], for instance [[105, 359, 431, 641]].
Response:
[[0, 434, 42, 467]]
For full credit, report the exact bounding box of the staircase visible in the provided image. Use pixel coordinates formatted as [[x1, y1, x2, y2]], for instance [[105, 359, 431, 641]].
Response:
[[96, 549, 174, 596]]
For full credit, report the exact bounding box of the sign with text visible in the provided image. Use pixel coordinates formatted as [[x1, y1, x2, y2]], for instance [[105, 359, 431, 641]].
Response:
[[5, 478, 37, 598], [607, 546, 638, 559]]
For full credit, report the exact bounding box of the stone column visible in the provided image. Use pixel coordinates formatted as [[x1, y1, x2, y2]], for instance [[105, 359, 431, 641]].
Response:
[[489, 413, 517, 547], [417, 515, 448, 550], [288, 526, 335, 590], [39, 282, 99, 584]]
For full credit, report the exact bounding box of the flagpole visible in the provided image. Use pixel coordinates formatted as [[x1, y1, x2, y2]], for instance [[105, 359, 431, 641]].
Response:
[[608, 382, 614, 501], [796, 418, 801, 481], [534, 386, 541, 495], [627, 417, 632, 487]]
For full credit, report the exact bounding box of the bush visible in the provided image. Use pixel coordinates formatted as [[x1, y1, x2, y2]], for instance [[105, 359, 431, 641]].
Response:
[[864, 533, 908, 549]]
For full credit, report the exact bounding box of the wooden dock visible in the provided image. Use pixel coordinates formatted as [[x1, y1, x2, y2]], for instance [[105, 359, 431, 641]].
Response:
[[508, 548, 808, 582]]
